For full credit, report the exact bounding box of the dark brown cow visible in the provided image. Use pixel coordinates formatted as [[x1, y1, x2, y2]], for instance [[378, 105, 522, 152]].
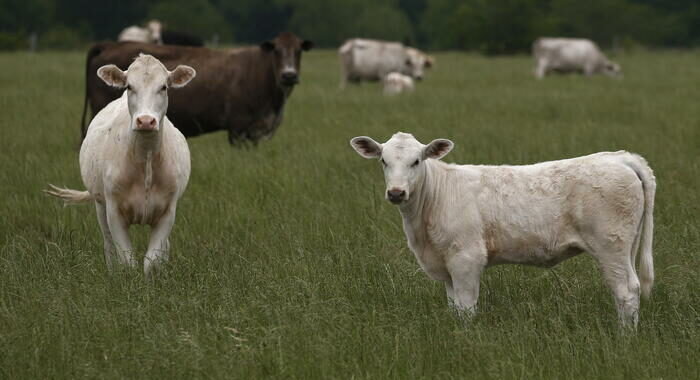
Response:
[[81, 32, 313, 145]]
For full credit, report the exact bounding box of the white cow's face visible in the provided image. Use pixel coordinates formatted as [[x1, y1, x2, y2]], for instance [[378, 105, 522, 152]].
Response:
[[405, 49, 433, 81], [603, 61, 622, 77], [147, 20, 163, 43], [97, 54, 195, 133], [351, 132, 453, 204]]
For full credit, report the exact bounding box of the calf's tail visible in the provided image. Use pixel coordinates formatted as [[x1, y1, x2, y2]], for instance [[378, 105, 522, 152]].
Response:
[[43, 184, 94, 205], [624, 153, 656, 299]]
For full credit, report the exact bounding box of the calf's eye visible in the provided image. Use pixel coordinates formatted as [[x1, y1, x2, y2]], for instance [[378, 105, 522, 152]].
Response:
[[160, 85, 167, 91], [411, 159, 420, 167], [380, 158, 387, 166], [126, 85, 132, 91]]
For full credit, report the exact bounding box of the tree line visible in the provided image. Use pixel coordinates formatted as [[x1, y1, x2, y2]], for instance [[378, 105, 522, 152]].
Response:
[[1, 0, 699, 53]]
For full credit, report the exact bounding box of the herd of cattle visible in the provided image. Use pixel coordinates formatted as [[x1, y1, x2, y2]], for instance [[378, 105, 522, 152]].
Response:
[[46, 26, 653, 329]]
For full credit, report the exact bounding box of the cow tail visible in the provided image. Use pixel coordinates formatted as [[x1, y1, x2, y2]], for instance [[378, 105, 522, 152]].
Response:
[[624, 153, 656, 299], [43, 184, 95, 205], [81, 44, 104, 140]]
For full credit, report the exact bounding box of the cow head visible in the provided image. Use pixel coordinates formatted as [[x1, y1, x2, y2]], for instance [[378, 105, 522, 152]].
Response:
[[260, 32, 314, 87], [147, 20, 163, 44], [603, 61, 622, 77], [97, 54, 195, 133], [350, 132, 453, 205], [405, 48, 433, 81]]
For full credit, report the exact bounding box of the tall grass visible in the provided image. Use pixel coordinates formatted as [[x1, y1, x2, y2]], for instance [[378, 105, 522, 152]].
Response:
[[0, 50, 698, 379]]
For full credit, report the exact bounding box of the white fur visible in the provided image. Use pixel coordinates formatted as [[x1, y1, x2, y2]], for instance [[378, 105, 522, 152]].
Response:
[[351, 132, 655, 328], [45, 55, 195, 277], [338, 39, 432, 88], [383, 72, 415, 96], [118, 20, 163, 44], [533, 37, 621, 78]]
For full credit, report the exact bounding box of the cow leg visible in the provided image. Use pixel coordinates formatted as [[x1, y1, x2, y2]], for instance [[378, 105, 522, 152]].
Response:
[[445, 280, 456, 309], [595, 245, 641, 329], [144, 205, 176, 278], [105, 198, 136, 268], [445, 247, 486, 318], [95, 201, 115, 271], [535, 60, 547, 79]]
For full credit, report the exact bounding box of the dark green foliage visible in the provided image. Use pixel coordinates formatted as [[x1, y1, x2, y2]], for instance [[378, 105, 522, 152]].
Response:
[[1, 0, 700, 51]]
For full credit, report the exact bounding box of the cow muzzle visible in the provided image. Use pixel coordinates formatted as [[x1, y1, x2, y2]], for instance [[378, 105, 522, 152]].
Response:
[[281, 70, 299, 86], [386, 188, 407, 204], [135, 115, 158, 131]]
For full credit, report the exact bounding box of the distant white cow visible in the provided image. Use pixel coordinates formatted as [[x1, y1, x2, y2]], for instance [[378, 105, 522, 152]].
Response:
[[45, 54, 195, 277], [339, 39, 432, 88], [533, 37, 621, 78], [383, 72, 415, 95], [118, 20, 163, 44], [351, 132, 655, 328]]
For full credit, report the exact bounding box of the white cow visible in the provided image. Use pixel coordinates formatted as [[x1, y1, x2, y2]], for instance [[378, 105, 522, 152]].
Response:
[[351, 132, 655, 328], [339, 38, 432, 88], [45, 54, 195, 277], [383, 72, 415, 96], [118, 20, 163, 44], [533, 37, 621, 79]]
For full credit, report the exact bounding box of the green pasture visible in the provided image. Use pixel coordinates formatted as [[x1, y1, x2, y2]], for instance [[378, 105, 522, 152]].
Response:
[[0, 49, 698, 379]]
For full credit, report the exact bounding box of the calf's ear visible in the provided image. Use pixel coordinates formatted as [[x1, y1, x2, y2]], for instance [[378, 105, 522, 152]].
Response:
[[301, 40, 314, 51], [425, 56, 434, 68], [350, 136, 382, 159], [260, 41, 275, 52], [97, 65, 128, 88], [168, 65, 196, 88], [423, 139, 454, 160]]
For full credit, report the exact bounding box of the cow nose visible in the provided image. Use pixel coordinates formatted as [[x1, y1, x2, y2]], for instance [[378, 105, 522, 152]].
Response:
[[136, 116, 157, 130], [281, 71, 298, 83], [387, 189, 407, 204]]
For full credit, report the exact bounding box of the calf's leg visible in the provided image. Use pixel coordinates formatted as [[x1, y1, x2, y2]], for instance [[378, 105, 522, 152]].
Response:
[[144, 206, 176, 278], [445, 246, 487, 317], [95, 202, 115, 271], [105, 199, 136, 268], [593, 240, 641, 329]]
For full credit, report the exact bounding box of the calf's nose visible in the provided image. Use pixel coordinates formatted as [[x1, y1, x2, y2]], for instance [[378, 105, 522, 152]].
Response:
[[387, 189, 407, 204], [136, 116, 157, 130]]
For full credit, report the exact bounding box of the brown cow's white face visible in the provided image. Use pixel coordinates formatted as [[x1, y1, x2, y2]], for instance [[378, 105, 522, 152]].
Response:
[[351, 132, 453, 204], [260, 32, 314, 87], [97, 54, 195, 133]]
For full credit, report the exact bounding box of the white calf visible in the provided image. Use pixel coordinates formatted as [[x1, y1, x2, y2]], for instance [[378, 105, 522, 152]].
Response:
[[383, 72, 415, 96], [351, 132, 655, 328], [45, 54, 195, 277]]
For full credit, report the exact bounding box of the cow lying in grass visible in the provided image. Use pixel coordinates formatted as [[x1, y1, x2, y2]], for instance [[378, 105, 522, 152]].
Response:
[[46, 54, 195, 277], [351, 132, 655, 328]]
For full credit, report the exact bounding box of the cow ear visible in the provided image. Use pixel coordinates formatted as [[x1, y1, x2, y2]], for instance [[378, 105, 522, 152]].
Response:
[[97, 65, 127, 88], [350, 136, 382, 159], [301, 40, 314, 51], [260, 41, 275, 52], [423, 139, 453, 160], [168, 65, 196, 88]]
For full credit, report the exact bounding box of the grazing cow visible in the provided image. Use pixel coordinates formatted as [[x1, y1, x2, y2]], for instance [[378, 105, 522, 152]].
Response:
[[533, 37, 621, 79], [162, 30, 205, 47], [350, 132, 655, 328], [383, 72, 414, 96], [46, 54, 196, 277], [338, 39, 432, 88], [81, 32, 313, 145], [118, 20, 163, 44]]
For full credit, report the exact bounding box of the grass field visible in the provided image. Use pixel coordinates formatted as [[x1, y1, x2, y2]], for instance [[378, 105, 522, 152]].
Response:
[[1, 49, 699, 379]]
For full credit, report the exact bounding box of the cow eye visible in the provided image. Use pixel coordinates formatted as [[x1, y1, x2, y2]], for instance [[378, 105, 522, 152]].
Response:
[[411, 159, 420, 167], [380, 158, 387, 166], [160, 85, 167, 91], [126, 85, 132, 91]]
